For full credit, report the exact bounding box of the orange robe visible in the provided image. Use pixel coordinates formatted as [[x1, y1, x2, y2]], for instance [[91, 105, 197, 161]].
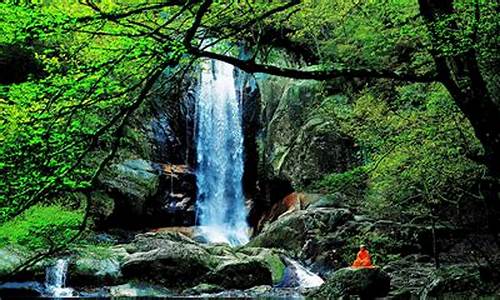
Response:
[[352, 249, 373, 268]]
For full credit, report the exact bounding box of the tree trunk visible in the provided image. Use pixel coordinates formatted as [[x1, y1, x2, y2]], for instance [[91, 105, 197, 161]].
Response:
[[418, 0, 500, 177], [419, 0, 500, 243]]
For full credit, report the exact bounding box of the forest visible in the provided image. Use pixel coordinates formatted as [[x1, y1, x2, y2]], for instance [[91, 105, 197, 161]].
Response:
[[0, 0, 499, 298]]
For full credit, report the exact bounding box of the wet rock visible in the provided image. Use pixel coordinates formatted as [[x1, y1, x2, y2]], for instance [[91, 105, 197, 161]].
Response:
[[69, 247, 128, 286], [109, 282, 172, 297], [205, 259, 273, 289], [236, 247, 286, 284], [121, 233, 216, 287], [0, 247, 47, 282], [311, 267, 390, 299], [276, 257, 324, 289], [0, 282, 44, 298], [145, 163, 197, 227], [245, 284, 273, 294], [182, 283, 224, 295]]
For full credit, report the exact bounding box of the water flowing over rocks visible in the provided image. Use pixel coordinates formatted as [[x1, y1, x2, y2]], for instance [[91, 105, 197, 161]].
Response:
[[2, 206, 500, 298], [194, 59, 249, 245]]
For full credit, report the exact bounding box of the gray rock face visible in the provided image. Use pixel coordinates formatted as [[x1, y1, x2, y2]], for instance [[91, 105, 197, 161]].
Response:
[[258, 77, 358, 187], [312, 267, 391, 299], [0, 248, 24, 279], [0, 247, 46, 282], [100, 159, 159, 214], [98, 159, 159, 225]]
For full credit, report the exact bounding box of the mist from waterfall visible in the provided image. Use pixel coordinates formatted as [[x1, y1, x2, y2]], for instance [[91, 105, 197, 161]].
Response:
[[195, 59, 249, 246]]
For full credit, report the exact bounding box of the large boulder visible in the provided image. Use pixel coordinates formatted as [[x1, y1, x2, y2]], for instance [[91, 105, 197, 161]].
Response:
[[99, 159, 160, 222], [0, 247, 47, 282], [236, 247, 286, 284], [120, 233, 216, 287], [68, 247, 128, 286], [249, 208, 353, 254], [311, 267, 391, 299], [0, 248, 25, 280], [204, 259, 273, 289]]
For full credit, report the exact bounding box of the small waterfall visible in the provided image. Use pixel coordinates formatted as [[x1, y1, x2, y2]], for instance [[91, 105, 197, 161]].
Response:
[[277, 257, 325, 289], [194, 59, 249, 246], [45, 259, 73, 297]]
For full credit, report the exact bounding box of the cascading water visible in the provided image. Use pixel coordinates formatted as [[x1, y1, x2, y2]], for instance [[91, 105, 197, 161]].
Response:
[[45, 259, 73, 297], [195, 59, 249, 246], [277, 257, 325, 289]]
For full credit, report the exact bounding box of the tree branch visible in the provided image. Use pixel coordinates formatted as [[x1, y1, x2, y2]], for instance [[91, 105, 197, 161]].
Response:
[[188, 48, 440, 83]]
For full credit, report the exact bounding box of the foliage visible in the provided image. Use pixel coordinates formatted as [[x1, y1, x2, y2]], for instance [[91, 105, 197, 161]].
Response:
[[0, 205, 83, 251], [312, 166, 368, 204], [310, 81, 485, 222], [0, 0, 498, 272], [0, 1, 168, 222]]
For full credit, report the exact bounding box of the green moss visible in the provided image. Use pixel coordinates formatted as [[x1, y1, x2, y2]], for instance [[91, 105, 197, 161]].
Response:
[[260, 253, 286, 284], [0, 205, 83, 251]]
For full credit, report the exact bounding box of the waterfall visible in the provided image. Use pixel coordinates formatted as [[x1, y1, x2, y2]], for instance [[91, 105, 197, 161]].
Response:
[[195, 59, 249, 246], [277, 257, 325, 289], [45, 259, 73, 297]]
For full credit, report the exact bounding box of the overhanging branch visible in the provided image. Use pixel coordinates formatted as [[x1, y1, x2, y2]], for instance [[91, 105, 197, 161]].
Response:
[[189, 48, 440, 83]]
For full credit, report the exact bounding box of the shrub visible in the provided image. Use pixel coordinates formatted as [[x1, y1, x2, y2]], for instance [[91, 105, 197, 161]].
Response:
[[311, 166, 368, 204]]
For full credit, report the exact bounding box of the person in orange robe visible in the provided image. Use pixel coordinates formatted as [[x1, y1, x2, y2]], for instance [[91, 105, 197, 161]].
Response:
[[352, 244, 374, 268]]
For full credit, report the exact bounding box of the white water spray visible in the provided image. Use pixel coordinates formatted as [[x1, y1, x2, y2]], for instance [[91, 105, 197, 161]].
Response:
[[45, 259, 73, 297], [195, 59, 249, 246], [279, 257, 325, 289]]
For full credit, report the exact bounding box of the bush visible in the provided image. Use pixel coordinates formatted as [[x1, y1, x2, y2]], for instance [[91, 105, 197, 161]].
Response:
[[311, 166, 368, 203], [0, 205, 83, 251]]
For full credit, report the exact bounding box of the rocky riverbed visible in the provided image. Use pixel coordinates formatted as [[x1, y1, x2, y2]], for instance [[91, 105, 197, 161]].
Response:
[[2, 205, 499, 299]]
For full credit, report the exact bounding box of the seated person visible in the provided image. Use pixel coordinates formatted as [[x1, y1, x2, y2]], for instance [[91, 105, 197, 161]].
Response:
[[352, 244, 374, 268]]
